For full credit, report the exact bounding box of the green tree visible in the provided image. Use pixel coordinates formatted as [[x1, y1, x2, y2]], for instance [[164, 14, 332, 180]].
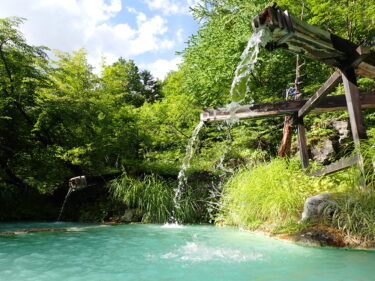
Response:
[[36, 49, 140, 175], [0, 17, 55, 190]]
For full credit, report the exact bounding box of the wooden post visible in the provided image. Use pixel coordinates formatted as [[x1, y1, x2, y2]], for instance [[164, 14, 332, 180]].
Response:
[[297, 117, 309, 169], [341, 68, 367, 189], [341, 68, 367, 146]]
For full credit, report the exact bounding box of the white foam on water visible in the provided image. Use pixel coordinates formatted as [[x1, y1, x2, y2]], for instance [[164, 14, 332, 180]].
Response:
[[66, 225, 107, 232], [161, 242, 263, 263], [161, 223, 185, 229]]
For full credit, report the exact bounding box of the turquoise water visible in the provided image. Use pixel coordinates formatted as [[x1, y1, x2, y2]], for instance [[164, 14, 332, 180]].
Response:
[[0, 223, 374, 281]]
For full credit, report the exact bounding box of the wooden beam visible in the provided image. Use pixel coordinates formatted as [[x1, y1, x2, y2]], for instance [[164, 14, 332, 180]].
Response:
[[310, 155, 359, 177], [342, 70, 367, 146], [353, 47, 375, 79], [297, 118, 309, 169], [298, 70, 342, 118], [201, 92, 375, 123]]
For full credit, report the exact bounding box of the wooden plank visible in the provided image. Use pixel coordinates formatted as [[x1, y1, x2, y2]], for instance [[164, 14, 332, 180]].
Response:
[[200, 92, 375, 123], [342, 70, 367, 146], [297, 118, 309, 169], [298, 70, 342, 118], [310, 155, 359, 177]]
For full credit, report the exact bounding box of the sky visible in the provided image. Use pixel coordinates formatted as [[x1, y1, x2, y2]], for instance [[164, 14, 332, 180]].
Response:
[[0, 0, 201, 80]]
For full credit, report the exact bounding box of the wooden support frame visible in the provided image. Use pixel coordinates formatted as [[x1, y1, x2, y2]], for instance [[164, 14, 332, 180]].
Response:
[[298, 70, 342, 118], [201, 40, 375, 177], [310, 155, 360, 176], [201, 92, 375, 122], [297, 118, 309, 169], [341, 69, 368, 145]]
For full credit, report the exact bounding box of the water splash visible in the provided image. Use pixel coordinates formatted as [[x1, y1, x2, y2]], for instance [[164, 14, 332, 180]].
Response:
[[161, 223, 185, 229], [161, 242, 263, 263], [172, 121, 205, 222], [225, 101, 242, 125], [230, 29, 264, 103], [56, 187, 73, 221]]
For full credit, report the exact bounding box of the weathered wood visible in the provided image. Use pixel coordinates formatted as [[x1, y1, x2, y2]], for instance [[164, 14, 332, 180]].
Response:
[[352, 47, 375, 79], [252, 4, 359, 67], [298, 70, 342, 118], [201, 92, 375, 123], [297, 118, 309, 169], [342, 69, 367, 146], [0, 228, 67, 235], [310, 155, 359, 177]]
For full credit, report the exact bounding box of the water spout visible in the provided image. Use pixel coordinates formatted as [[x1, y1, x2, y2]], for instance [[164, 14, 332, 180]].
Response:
[[56, 176, 87, 221]]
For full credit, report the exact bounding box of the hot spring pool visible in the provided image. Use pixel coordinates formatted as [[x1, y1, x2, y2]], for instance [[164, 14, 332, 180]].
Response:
[[0, 223, 374, 280]]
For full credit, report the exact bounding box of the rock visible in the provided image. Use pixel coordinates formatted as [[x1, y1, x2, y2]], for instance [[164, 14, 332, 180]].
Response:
[[330, 119, 349, 144], [311, 139, 335, 164], [301, 193, 334, 222], [120, 209, 142, 222], [308, 118, 350, 164], [294, 226, 345, 247]]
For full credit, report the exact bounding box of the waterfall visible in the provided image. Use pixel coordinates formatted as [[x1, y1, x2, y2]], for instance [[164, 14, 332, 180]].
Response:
[[170, 121, 205, 223], [169, 30, 264, 224], [229, 29, 264, 103], [56, 187, 73, 222]]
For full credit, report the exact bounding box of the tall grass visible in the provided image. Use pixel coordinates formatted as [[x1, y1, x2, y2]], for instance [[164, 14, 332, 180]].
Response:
[[321, 142, 375, 246], [324, 193, 375, 246], [109, 173, 210, 223], [218, 158, 350, 230], [110, 174, 173, 222]]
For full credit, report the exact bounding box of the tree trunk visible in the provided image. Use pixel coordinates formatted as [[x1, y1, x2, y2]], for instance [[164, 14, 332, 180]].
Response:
[[278, 115, 294, 157]]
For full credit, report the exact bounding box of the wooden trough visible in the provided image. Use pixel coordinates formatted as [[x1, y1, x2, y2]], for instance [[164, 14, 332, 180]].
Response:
[[252, 3, 375, 78], [201, 3, 375, 177]]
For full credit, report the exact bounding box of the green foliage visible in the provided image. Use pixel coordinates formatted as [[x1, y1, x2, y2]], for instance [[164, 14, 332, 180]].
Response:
[[101, 58, 162, 107], [218, 158, 350, 230], [180, 0, 337, 107], [280, 0, 375, 44]]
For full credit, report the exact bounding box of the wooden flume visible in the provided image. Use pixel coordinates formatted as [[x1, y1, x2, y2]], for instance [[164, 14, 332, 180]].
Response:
[[201, 3, 375, 176]]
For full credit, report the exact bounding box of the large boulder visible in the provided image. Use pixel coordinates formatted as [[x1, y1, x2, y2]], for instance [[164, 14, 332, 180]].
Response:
[[311, 139, 335, 163], [301, 193, 335, 222]]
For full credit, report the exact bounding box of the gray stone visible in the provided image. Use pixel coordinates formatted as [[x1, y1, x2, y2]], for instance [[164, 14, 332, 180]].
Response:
[[301, 193, 334, 222], [311, 139, 335, 163], [120, 209, 142, 222], [330, 119, 349, 144]]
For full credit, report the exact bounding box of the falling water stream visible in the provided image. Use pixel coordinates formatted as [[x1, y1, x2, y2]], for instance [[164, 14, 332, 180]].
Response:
[[229, 29, 264, 103], [56, 187, 74, 221], [171, 121, 205, 223]]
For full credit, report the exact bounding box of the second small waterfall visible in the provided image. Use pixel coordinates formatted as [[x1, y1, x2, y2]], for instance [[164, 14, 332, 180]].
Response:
[[171, 121, 205, 223]]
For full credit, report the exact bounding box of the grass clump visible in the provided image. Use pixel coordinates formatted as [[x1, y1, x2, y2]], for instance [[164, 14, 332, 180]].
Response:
[[325, 193, 375, 246], [217, 158, 348, 231], [109, 173, 210, 223], [109, 174, 173, 223]]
